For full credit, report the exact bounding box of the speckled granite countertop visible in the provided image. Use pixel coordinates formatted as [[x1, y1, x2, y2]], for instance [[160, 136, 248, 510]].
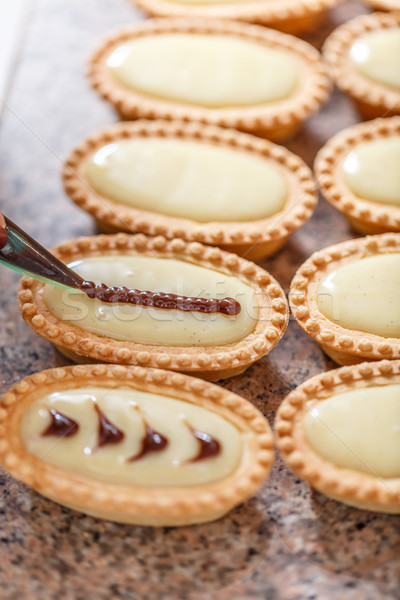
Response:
[[0, 0, 399, 598]]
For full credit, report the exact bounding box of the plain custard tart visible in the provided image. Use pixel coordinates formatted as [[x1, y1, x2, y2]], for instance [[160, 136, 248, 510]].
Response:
[[17, 234, 288, 380], [364, 0, 400, 11], [0, 364, 274, 526], [323, 12, 400, 120], [276, 359, 400, 513], [289, 234, 400, 365], [88, 18, 331, 142], [130, 0, 343, 35], [63, 120, 317, 260], [314, 117, 400, 235]]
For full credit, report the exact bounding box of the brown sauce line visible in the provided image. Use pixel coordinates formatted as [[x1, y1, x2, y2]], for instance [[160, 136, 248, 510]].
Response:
[[127, 420, 168, 462], [40, 406, 222, 464], [94, 404, 125, 448], [185, 422, 221, 462], [0, 214, 240, 316], [79, 280, 241, 316], [41, 408, 79, 438]]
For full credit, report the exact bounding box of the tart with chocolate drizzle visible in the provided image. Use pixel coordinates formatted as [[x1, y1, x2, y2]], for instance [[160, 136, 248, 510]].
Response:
[[276, 359, 400, 513], [289, 234, 400, 365], [0, 364, 274, 525], [17, 233, 288, 380], [63, 120, 317, 260]]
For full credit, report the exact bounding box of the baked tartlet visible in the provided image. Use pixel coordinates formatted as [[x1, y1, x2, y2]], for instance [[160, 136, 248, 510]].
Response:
[[323, 12, 400, 120], [0, 364, 274, 525], [17, 234, 288, 380], [364, 0, 400, 10], [130, 0, 343, 35], [289, 234, 400, 365], [276, 359, 400, 513], [314, 117, 400, 235], [88, 18, 331, 142], [63, 120, 317, 260]]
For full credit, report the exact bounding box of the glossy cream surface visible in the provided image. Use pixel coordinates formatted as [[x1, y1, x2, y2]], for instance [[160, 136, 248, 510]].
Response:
[[342, 137, 400, 206], [350, 28, 400, 89], [317, 253, 400, 338], [107, 34, 298, 108], [20, 387, 243, 486], [87, 138, 288, 222], [304, 384, 400, 478], [43, 256, 259, 346]]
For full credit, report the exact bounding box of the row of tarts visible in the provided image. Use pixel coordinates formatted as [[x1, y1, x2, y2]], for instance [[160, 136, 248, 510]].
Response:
[[1, 5, 400, 526]]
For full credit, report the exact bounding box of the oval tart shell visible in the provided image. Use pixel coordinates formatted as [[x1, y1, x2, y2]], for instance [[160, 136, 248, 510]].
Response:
[[275, 359, 400, 513], [323, 12, 400, 120], [17, 233, 289, 380], [364, 0, 400, 10], [88, 18, 332, 142], [63, 120, 317, 261], [130, 0, 343, 35], [314, 116, 400, 235], [0, 364, 274, 525], [289, 233, 400, 365]]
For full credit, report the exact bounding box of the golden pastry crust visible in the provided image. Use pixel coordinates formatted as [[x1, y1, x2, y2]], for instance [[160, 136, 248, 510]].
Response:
[[323, 12, 400, 120], [275, 359, 400, 513], [314, 117, 400, 235], [63, 120, 317, 261], [289, 234, 400, 365], [130, 0, 342, 35], [17, 233, 288, 380], [364, 0, 400, 10], [0, 364, 274, 525], [88, 18, 331, 142]]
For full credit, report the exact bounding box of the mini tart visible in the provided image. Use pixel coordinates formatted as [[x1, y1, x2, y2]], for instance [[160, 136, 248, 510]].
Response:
[[323, 12, 400, 120], [17, 234, 288, 381], [314, 117, 400, 235], [88, 18, 331, 142], [364, 0, 400, 10], [275, 360, 400, 513], [289, 234, 400, 365], [130, 0, 342, 35], [63, 120, 317, 260], [0, 364, 274, 526]]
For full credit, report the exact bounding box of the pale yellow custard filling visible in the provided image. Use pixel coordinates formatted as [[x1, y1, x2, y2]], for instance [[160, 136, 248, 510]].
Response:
[[106, 34, 299, 108], [20, 387, 243, 486], [87, 138, 288, 222], [350, 29, 400, 90], [43, 256, 259, 346], [317, 253, 400, 338], [304, 384, 400, 478], [342, 137, 400, 207]]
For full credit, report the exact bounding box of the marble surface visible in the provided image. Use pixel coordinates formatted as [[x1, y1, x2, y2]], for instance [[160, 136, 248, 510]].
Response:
[[0, 0, 399, 598]]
